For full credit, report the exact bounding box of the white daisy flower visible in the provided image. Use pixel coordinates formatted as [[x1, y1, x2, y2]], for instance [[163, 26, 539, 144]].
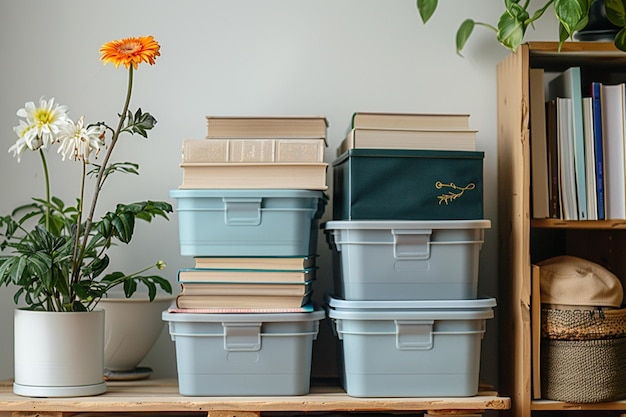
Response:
[[9, 120, 41, 162], [57, 116, 105, 162], [16, 97, 70, 149]]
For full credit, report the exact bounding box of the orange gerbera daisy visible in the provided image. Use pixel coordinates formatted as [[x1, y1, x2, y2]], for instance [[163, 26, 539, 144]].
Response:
[[100, 36, 161, 70]]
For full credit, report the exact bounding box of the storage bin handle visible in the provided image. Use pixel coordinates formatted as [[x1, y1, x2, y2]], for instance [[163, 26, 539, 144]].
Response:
[[223, 322, 262, 351], [222, 198, 262, 226], [395, 320, 434, 350], [391, 229, 432, 260]]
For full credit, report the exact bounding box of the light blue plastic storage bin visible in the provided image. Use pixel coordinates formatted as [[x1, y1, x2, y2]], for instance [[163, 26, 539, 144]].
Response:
[[170, 189, 327, 257], [326, 296, 496, 397], [162, 309, 324, 396], [324, 220, 490, 300]]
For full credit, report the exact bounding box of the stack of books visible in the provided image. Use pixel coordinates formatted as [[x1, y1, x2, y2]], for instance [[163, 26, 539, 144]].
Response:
[[175, 256, 316, 310], [179, 116, 329, 190], [171, 115, 329, 312], [336, 111, 477, 157]]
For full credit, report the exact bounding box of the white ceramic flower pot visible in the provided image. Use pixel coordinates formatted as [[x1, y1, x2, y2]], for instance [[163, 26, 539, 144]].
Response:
[[100, 294, 175, 374], [13, 309, 107, 397]]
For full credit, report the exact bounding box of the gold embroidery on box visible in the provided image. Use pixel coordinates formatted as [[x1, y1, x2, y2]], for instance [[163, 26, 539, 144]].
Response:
[[436, 182, 476, 205]]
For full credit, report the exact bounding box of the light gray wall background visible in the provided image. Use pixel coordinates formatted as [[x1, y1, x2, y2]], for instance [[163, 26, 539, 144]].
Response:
[[0, 0, 559, 391]]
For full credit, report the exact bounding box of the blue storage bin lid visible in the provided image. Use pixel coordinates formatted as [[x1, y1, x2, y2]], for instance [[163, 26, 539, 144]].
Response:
[[323, 219, 491, 231], [170, 189, 328, 199], [326, 296, 496, 321]]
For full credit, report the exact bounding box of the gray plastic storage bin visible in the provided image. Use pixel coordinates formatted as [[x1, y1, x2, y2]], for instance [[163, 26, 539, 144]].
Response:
[[170, 189, 327, 257], [162, 310, 324, 396], [326, 296, 496, 397], [324, 220, 490, 300]]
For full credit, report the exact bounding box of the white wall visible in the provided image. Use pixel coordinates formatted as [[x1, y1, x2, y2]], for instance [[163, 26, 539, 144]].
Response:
[[0, 0, 559, 389]]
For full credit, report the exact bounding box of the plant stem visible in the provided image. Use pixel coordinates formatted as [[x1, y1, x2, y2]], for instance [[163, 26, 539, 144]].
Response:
[[69, 161, 87, 301], [73, 66, 134, 284], [38, 150, 51, 230]]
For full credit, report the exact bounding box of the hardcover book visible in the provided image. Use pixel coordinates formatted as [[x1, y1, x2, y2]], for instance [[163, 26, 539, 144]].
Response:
[[177, 267, 316, 284], [175, 292, 313, 309], [206, 115, 328, 139], [350, 112, 470, 130], [179, 162, 328, 190], [547, 67, 587, 220], [337, 127, 477, 156], [182, 138, 325, 163], [179, 281, 312, 296], [194, 256, 316, 270]]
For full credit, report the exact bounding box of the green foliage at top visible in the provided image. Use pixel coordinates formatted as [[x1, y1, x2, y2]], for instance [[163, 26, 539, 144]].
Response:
[[417, 0, 626, 55]]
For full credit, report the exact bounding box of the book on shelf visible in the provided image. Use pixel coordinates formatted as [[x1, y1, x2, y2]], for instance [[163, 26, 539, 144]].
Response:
[[168, 303, 315, 314], [601, 83, 626, 220], [582, 97, 598, 220], [545, 100, 561, 218], [193, 256, 316, 270], [205, 115, 328, 139], [181, 138, 325, 163], [591, 82, 605, 220], [350, 112, 470, 130], [175, 291, 313, 309], [337, 127, 477, 156], [177, 267, 316, 284], [529, 68, 550, 219], [547, 66, 588, 220], [179, 281, 312, 297], [556, 97, 578, 221], [179, 162, 328, 190]]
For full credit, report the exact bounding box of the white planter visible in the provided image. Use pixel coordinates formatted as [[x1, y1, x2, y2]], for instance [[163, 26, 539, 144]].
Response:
[[13, 309, 107, 397], [100, 294, 175, 374]]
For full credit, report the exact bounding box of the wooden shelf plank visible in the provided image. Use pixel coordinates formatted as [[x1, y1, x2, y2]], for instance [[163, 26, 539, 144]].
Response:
[[532, 399, 626, 411], [0, 379, 510, 414]]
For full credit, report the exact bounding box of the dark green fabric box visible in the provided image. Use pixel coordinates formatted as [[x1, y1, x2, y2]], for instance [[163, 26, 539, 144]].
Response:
[[332, 149, 484, 220]]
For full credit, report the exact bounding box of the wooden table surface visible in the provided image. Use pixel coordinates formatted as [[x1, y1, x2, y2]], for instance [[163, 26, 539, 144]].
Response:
[[0, 378, 510, 416]]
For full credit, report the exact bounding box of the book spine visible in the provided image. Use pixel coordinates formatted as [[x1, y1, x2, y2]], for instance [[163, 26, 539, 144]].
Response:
[[592, 82, 605, 220]]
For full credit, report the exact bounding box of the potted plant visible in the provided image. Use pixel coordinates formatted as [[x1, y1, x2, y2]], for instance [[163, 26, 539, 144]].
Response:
[[0, 36, 173, 397], [416, 0, 626, 55]]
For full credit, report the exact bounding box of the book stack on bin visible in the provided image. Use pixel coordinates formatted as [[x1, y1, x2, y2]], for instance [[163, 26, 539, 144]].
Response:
[[324, 112, 496, 398], [163, 115, 328, 396]]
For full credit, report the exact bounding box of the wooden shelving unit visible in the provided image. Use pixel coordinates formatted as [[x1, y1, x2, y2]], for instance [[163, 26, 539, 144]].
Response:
[[0, 378, 509, 417], [497, 41, 626, 417]]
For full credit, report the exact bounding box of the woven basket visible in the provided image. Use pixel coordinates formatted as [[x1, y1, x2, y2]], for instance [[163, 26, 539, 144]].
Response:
[[541, 337, 626, 403], [542, 307, 626, 340]]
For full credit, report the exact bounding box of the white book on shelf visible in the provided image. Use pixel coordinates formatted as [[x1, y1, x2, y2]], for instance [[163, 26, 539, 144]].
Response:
[[556, 97, 578, 220], [548, 67, 587, 220], [582, 97, 598, 220], [601, 83, 626, 220]]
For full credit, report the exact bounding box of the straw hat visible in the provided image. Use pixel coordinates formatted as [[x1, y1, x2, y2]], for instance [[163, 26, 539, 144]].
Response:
[[538, 255, 623, 308]]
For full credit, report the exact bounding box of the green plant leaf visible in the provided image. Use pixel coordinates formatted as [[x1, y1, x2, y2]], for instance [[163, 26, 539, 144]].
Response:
[[123, 279, 138, 297], [456, 19, 476, 55], [554, 0, 590, 37], [497, 9, 527, 51], [605, 0, 626, 26], [614, 27, 626, 51], [111, 212, 135, 243], [417, 0, 438, 23], [122, 108, 157, 138]]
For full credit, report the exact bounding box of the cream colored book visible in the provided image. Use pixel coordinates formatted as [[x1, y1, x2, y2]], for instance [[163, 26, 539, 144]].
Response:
[[206, 115, 328, 139], [194, 256, 316, 270], [182, 138, 325, 163], [179, 282, 311, 297], [351, 112, 470, 130], [337, 127, 477, 156], [175, 292, 312, 309], [177, 268, 316, 284], [179, 162, 328, 190]]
